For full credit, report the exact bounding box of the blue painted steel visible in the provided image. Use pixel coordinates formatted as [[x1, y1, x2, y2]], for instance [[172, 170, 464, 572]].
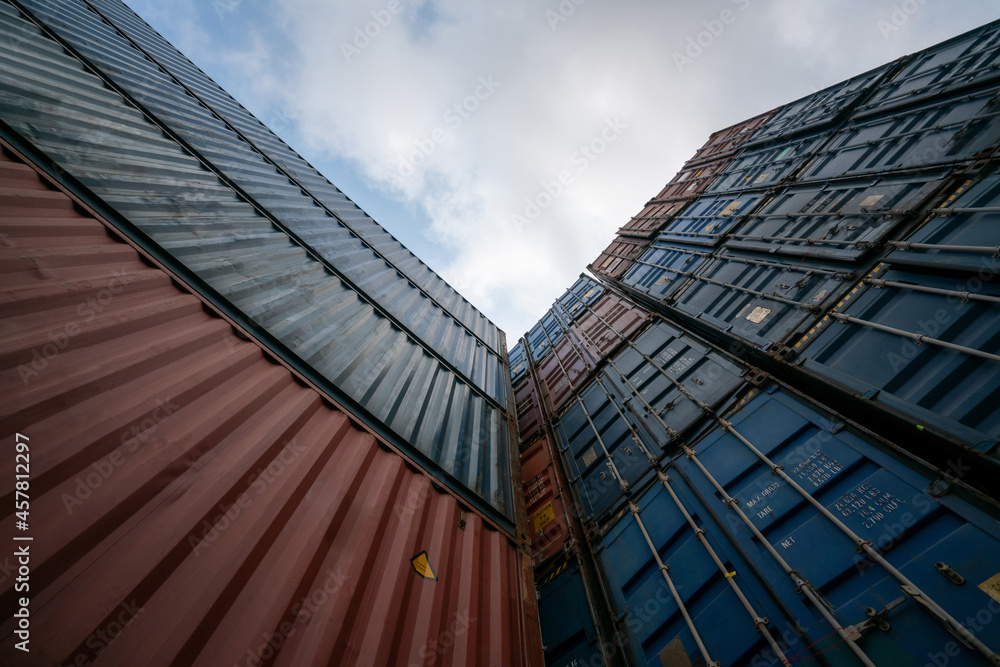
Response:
[[726, 169, 949, 262], [621, 242, 710, 303], [559, 275, 605, 319], [554, 320, 746, 523], [745, 61, 895, 147], [598, 384, 1000, 666], [858, 20, 1000, 117], [527, 310, 566, 365], [704, 131, 830, 195], [655, 192, 766, 247], [537, 559, 605, 667], [510, 341, 529, 385], [672, 250, 854, 350], [799, 85, 1000, 181]]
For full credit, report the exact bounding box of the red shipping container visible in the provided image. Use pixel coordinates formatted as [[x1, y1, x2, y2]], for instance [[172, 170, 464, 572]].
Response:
[[0, 149, 543, 667], [520, 436, 571, 567], [571, 292, 648, 363], [589, 236, 650, 280], [536, 331, 591, 416], [514, 374, 544, 447]]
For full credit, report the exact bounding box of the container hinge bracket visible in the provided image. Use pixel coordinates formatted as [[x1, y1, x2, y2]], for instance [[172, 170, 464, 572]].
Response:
[[854, 539, 873, 554], [900, 585, 976, 650], [770, 464, 784, 476]]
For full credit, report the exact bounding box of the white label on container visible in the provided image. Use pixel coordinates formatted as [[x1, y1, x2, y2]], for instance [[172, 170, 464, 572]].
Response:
[[859, 194, 884, 208], [746, 307, 771, 324], [812, 289, 828, 303], [656, 275, 670, 286], [754, 172, 772, 184], [582, 447, 598, 468]]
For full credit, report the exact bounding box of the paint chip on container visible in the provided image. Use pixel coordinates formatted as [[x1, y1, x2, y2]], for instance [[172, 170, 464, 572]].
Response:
[[411, 551, 438, 580], [746, 307, 771, 323], [582, 448, 598, 467]]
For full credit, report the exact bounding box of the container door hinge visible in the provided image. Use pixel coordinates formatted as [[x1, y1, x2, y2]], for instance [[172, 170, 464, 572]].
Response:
[[900, 585, 978, 650]]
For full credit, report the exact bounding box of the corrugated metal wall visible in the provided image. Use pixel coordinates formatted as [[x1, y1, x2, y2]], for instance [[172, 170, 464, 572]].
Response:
[[0, 146, 541, 666], [0, 0, 516, 528]]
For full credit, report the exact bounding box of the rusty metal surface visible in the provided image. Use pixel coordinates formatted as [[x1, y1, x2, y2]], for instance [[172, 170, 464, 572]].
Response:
[[589, 236, 650, 281], [0, 147, 542, 666], [0, 1, 515, 524], [568, 291, 648, 365], [616, 199, 688, 239], [536, 333, 591, 417], [520, 436, 571, 568], [514, 375, 544, 448]]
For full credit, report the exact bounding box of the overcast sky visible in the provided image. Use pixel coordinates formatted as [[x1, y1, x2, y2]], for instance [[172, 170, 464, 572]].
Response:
[[124, 0, 998, 340]]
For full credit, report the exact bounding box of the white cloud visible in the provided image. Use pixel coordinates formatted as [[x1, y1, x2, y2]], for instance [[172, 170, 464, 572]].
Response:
[[126, 0, 1000, 339]]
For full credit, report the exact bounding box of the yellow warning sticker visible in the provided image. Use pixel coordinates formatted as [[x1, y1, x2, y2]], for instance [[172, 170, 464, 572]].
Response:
[[721, 201, 743, 216], [532, 502, 554, 532], [979, 573, 1000, 604], [410, 550, 438, 581]]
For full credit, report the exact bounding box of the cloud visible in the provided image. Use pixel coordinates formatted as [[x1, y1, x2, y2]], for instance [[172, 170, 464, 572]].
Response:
[[125, 0, 1000, 340]]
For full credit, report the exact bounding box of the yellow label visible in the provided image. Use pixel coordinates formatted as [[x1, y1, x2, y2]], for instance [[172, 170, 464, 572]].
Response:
[[410, 551, 438, 581], [979, 573, 1000, 603], [532, 502, 554, 532], [721, 201, 743, 216]]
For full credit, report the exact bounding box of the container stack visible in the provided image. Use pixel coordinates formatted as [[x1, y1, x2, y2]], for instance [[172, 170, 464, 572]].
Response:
[[521, 20, 1000, 667], [0, 1, 543, 665]]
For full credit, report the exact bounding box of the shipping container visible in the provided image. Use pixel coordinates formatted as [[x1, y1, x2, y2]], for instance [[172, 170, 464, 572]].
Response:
[[744, 61, 896, 147], [514, 371, 545, 448], [0, 1, 516, 526], [537, 559, 608, 667], [559, 290, 649, 366], [791, 168, 1000, 461], [536, 325, 592, 416], [798, 84, 1000, 182], [18, 0, 505, 357], [0, 146, 542, 666], [527, 310, 566, 364], [553, 319, 747, 524], [589, 236, 650, 281], [510, 341, 529, 385], [597, 381, 1000, 667], [521, 435, 573, 566], [670, 248, 854, 351], [616, 199, 689, 239], [655, 191, 767, 247], [647, 156, 730, 205], [558, 275, 605, 319], [724, 168, 950, 262], [703, 130, 831, 195], [620, 241, 711, 303], [685, 110, 774, 165], [858, 20, 1000, 117]]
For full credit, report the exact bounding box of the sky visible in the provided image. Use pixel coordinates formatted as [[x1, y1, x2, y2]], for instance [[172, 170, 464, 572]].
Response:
[[123, 0, 999, 340]]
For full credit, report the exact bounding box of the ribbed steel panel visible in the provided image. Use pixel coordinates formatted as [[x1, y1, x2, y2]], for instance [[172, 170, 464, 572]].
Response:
[[796, 187, 1000, 460], [686, 110, 774, 165], [799, 85, 1000, 181], [554, 320, 747, 524], [558, 275, 604, 319], [521, 435, 571, 567], [0, 148, 541, 666], [526, 310, 564, 365], [725, 168, 949, 262], [703, 130, 830, 195], [672, 249, 855, 351], [655, 191, 766, 248], [602, 384, 1000, 667], [537, 559, 605, 667], [0, 3, 513, 521], [18, 0, 504, 358], [617, 199, 688, 239], [561, 291, 648, 367], [621, 242, 710, 303], [537, 331, 591, 416], [509, 341, 528, 386], [745, 62, 896, 147], [647, 157, 729, 204], [514, 373, 544, 447], [859, 20, 1000, 117], [589, 236, 649, 281]]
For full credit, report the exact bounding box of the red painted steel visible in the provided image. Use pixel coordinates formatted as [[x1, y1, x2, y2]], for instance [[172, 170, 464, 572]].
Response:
[[0, 148, 543, 667], [514, 374, 544, 447], [571, 292, 648, 364], [647, 156, 729, 204], [686, 109, 774, 164], [536, 332, 590, 416], [589, 236, 650, 280], [520, 435, 571, 567], [616, 199, 688, 239]]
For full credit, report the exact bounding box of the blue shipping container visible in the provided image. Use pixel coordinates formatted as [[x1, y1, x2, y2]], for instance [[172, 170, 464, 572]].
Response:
[[537, 559, 607, 667]]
